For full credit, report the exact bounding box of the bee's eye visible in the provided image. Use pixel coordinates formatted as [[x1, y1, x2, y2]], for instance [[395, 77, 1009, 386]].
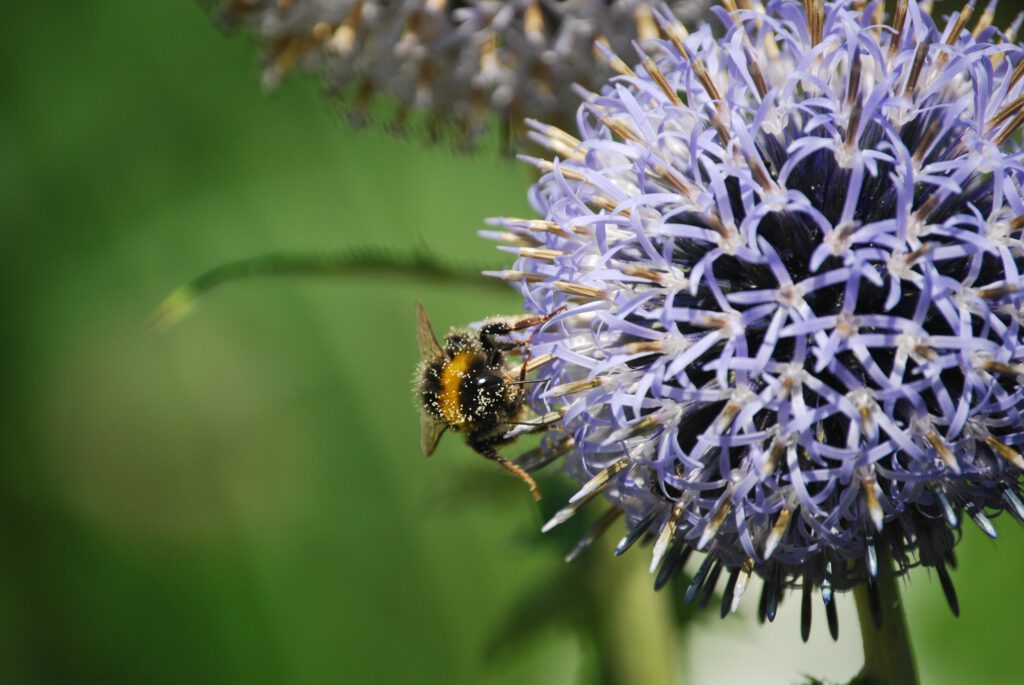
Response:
[[474, 374, 503, 392], [469, 373, 506, 416]]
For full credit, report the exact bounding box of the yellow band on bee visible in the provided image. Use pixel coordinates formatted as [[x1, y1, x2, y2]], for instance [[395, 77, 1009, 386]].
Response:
[[439, 351, 473, 426]]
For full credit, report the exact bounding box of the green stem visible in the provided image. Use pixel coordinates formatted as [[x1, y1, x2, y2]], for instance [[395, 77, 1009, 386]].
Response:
[[849, 550, 919, 685], [151, 247, 512, 327], [589, 537, 679, 685]]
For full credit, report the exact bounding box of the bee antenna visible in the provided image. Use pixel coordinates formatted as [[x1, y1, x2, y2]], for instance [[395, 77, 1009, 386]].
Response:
[[507, 378, 550, 386]]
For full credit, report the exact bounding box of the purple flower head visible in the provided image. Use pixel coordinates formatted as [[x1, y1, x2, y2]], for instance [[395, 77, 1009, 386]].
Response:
[[488, 0, 1024, 636], [215, 0, 708, 146]]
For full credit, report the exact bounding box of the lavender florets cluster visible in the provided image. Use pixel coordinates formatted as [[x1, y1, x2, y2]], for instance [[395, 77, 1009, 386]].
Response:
[[215, 0, 707, 144], [491, 0, 1024, 632]]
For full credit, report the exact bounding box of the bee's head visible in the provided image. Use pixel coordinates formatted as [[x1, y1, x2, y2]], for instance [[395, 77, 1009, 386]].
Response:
[[465, 370, 515, 420]]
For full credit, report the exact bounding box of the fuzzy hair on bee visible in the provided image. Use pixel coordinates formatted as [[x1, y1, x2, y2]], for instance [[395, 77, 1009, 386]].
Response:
[[414, 302, 559, 500]]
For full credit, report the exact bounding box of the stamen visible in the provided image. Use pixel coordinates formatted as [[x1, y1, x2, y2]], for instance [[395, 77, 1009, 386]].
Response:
[[508, 353, 557, 377], [653, 542, 692, 590], [801, 582, 813, 643], [803, 0, 823, 46], [527, 121, 582, 149], [569, 458, 631, 504], [496, 218, 571, 238], [889, 0, 909, 60], [614, 507, 659, 555], [599, 115, 643, 144], [524, 1, 543, 43], [866, 572, 882, 628], [604, 412, 671, 443], [984, 434, 1024, 469], [825, 591, 839, 640], [552, 281, 607, 300], [641, 54, 683, 107], [619, 264, 669, 285], [933, 488, 959, 528], [593, 37, 636, 77], [654, 9, 689, 57], [482, 270, 547, 283], [763, 506, 791, 559], [517, 247, 567, 261], [565, 507, 623, 562], [761, 437, 788, 477], [1001, 485, 1024, 522], [743, 44, 769, 99], [763, 566, 782, 622], [937, 562, 960, 616], [327, 0, 364, 54], [846, 49, 862, 110], [935, 3, 975, 69], [524, 158, 588, 182], [979, 359, 1024, 376], [964, 501, 998, 538], [925, 430, 960, 473], [912, 119, 943, 166], [862, 472, 885, 531], [993, 107, 1024, 146], [1009, 57, 1024, 90], [698, 496, 733, 550], [903, 40, 930, 98], [634, 4, 659, 42], [684, 555, 716, 604], [730, 558, 754, 613], [548, 377, 608, 397], [650, 502, 685, 573], [865, 535, 879, 578], [720, 567, 740, 618], [972, 0, 995, 37], [698, 562, 724, 608], [515, 437, 574, 472], [542, 486, 600, 533]]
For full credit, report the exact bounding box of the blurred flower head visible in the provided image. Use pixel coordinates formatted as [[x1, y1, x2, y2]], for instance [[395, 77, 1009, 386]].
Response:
[[215, 0, 708, 146], [488, 0, 1024, 637]]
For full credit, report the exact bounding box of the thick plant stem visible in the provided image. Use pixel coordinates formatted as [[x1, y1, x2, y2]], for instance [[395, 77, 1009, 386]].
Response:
[[850, 550, 919, 685], [589, 537, 678, 685]]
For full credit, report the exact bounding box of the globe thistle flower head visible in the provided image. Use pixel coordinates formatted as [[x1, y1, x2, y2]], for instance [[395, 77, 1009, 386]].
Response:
[[488, 0, 1024, 636], [215, 0, 708, 146]]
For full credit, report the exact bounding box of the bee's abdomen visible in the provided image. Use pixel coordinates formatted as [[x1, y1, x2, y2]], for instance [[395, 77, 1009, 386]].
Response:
[[419, 359, 446, 418]]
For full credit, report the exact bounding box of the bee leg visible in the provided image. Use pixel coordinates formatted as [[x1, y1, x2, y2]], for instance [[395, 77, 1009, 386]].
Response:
[[471, 439, 542, 501], [478, 306, 567, 353], [479, 307, 567, 378], [478, 322, 524, 352], [514, 306, 566, 382]]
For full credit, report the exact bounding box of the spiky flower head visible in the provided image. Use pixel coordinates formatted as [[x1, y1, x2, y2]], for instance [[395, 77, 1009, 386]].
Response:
[[215, 0, 707, 145], [487, 0, 1024, 637]]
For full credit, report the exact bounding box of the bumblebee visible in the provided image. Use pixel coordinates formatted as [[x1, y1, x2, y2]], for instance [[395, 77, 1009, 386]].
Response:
[[415, 302, 558, 500]]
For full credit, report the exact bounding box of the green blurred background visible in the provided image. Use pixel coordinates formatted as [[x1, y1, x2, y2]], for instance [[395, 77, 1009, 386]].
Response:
[[2, 2, 1022, 683]]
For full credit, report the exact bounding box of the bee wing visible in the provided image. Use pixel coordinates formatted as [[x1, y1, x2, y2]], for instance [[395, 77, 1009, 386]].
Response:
[[420, 411, 448, 457], [415, 301, 445, 360]]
